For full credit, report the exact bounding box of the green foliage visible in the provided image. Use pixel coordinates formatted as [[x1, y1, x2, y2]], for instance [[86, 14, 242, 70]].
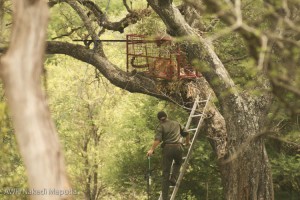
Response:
[[48, 3, 82, 40], [102, 31, 127, 70], [102, 0, 148, 15], [99, 94, 223, 199], [0, 84, 28, 200], [271, 154, 300, 199], [179, 138, 223, 200], [45, 55, 164, 199], [130, 14, 166, 36], [99, 95, 164, 198], [45, 54, 223, 199], [0, 0, 11, 45], [213, 23, 260, 92], [47, 56, 118, 199], [266, 99, 300, 198]]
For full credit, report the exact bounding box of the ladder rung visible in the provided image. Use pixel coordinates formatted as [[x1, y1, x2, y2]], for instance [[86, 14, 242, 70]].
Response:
[[187, 128, 197, 132], [196, 100, 208, 103], [191, 114, 202, 117]]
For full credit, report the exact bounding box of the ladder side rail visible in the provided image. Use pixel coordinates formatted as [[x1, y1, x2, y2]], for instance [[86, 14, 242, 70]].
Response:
[[185, 95, 200, 130], [158, 193, 162, 200], [170, 93, 211, 200], [169, 114, 205, 200]]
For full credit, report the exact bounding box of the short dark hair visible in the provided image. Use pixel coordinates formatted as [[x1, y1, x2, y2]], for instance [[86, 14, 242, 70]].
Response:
[[157, 111, 167, 120]]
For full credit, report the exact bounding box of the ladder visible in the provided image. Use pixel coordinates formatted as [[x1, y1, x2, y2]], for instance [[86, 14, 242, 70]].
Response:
[[158, 93, 211, 200]]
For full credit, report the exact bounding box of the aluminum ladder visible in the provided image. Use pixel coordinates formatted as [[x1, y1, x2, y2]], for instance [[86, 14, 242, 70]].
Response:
[[158, 93, 211, 200]]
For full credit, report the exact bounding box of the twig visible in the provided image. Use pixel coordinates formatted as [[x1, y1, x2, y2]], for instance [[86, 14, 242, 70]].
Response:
[[52, 26, 82, 40]]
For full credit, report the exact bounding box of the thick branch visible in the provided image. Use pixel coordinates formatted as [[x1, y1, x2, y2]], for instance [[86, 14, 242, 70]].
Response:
[[46, 41, 166, 99]]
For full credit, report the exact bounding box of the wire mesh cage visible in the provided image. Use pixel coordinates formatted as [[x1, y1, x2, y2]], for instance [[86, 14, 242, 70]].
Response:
[[126, 34, 200, 80]]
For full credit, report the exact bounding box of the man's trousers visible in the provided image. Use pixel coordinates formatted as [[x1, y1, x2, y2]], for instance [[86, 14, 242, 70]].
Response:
[[161, 144, 183, 200]]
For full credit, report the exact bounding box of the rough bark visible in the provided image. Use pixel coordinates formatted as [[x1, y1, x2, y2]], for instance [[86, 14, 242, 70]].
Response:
[[0, 1, 70, 199], [220, 94, 274, 200]]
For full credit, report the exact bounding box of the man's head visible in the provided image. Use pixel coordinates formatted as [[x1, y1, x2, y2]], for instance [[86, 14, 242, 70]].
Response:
[[157, 111, 167, 121]]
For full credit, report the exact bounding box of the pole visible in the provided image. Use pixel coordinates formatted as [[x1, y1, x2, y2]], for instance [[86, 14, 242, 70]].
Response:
[[147, 156, 152, 200]]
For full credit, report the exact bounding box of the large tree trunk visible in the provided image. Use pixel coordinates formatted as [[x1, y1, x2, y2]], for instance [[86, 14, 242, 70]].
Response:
[[0, 1, 70, 199], [220, 94, 274, 200]]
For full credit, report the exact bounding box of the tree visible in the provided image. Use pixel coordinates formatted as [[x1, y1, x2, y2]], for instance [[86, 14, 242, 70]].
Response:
[[0, 1, 70, 199], [46, 60, 119, 199]]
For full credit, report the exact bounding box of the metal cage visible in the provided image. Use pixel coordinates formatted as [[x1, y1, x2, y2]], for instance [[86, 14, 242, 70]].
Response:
[[126, 34, 200, 80]]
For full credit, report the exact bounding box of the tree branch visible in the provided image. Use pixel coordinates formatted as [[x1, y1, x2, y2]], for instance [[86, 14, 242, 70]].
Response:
[[46, 41, 166, 99], [267, 135, 300, 155], [81, 0, 151, 33], [272, 77, 300, 98], [66, 0, 98, 41], [61, 0, 106, 55], [123, 0, 133, 13], [52, 26, 82, 40]]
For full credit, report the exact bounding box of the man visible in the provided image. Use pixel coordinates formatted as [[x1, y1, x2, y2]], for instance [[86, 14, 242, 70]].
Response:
[[147, 111, 190, 200]]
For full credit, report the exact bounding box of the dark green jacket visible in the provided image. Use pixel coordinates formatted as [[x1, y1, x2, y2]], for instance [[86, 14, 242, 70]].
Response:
[[154, 119, 181, 144]]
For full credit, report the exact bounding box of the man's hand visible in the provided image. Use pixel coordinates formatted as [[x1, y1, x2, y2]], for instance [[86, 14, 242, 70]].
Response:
[[185, 134, 190, 147], [183, 142, 190, 148], [147, 149, 154, 157], [146, 140, 160, 157]]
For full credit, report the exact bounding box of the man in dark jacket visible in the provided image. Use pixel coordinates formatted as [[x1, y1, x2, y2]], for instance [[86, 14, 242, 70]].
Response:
[[147, 111, 190, 200]]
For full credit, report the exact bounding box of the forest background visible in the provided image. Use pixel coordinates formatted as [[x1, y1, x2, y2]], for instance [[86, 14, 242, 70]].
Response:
[[0, 0, 300, 199]]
